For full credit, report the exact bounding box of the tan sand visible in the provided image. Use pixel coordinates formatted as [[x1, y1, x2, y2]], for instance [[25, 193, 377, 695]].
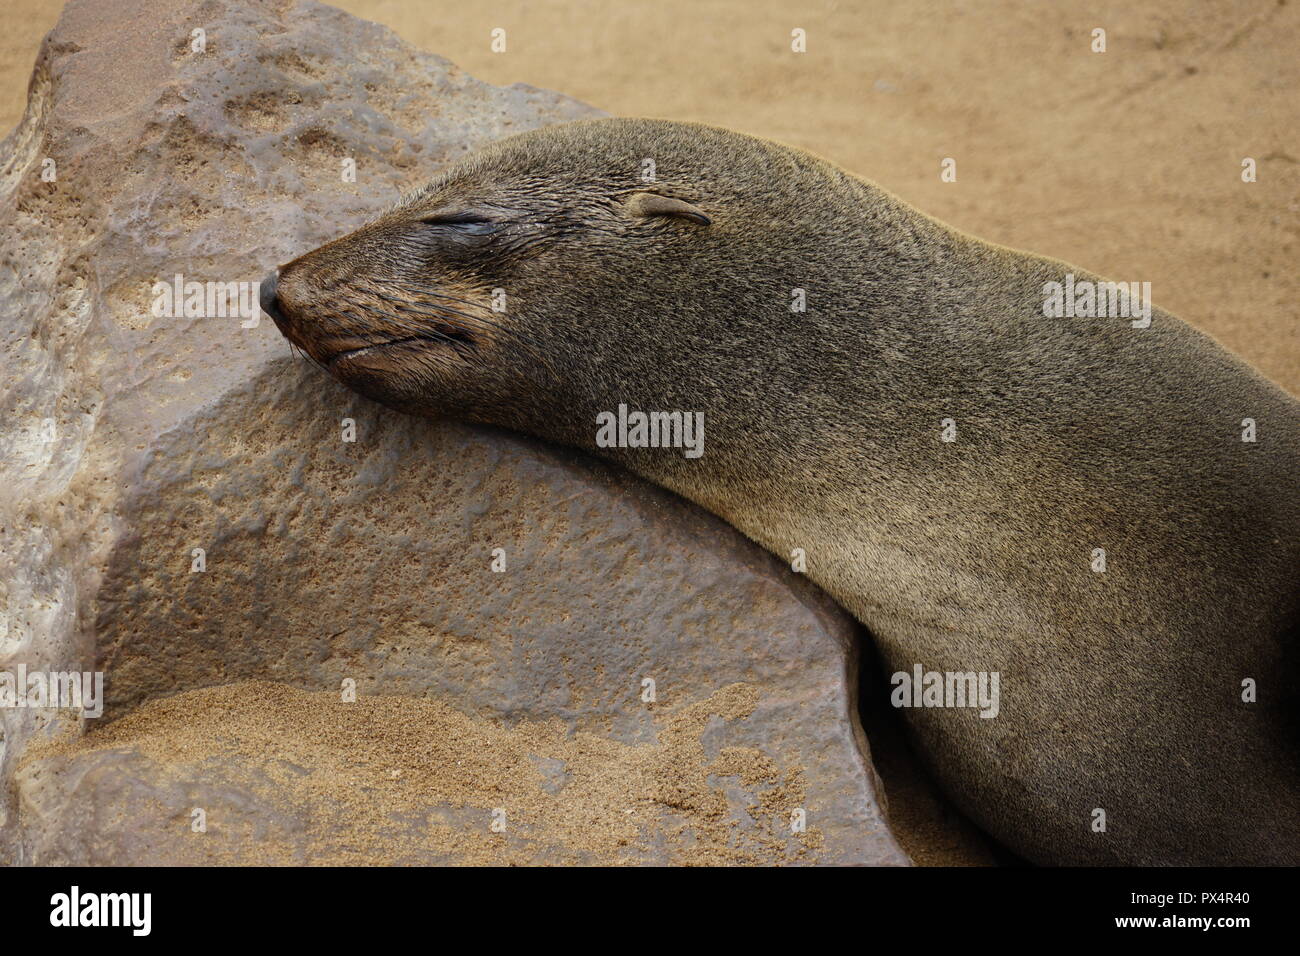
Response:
[[27, 679, 823, 865]]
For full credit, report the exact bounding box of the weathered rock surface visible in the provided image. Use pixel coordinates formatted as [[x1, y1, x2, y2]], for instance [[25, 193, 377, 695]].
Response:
[[0, 0, 908, 865]]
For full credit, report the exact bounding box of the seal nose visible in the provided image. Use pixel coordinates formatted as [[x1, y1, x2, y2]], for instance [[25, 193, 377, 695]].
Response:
[[259, 270, 284, 326]]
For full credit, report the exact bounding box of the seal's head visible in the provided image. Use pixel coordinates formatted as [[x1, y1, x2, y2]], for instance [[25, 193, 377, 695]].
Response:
[[262, 117, 876, 451], [260, 118, 780, 436]]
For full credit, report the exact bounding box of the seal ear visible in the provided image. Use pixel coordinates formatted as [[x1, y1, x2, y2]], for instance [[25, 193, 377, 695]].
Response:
[[626, 192, 711, 226]]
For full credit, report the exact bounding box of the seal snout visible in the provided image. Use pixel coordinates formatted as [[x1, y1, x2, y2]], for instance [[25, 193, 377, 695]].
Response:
[[259, 270, 285, 328]]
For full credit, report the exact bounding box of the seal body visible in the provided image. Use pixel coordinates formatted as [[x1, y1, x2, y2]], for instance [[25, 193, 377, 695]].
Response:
[[264, 118, 1300, 865]]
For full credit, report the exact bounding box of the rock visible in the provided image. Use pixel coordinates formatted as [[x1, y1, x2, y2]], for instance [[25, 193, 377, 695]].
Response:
[[0, 0, 908, 865]]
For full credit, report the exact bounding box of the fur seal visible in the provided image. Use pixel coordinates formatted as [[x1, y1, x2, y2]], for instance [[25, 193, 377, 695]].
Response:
[[261, 118, 1299, 865]]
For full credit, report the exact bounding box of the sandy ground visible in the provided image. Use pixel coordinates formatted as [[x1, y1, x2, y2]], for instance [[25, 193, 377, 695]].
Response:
[[3, 0, 1295, 866], [28, 680, 831, 865]]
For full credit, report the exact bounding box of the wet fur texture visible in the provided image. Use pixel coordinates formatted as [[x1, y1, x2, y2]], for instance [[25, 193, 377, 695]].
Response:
[[270, 118, 1300, 865]]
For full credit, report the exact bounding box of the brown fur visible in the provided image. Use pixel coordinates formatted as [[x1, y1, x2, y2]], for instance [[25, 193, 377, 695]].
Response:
[[264, 118, 1300, 865]]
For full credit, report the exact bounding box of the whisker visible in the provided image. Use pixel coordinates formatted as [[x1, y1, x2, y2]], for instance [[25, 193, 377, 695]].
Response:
[[343, 286, 551, 364], [304, 285, 561, 385], [369, 287, 550, 356], [340, 309, 467, 351], [333, 298, 477, 352], [287, 340, 331, 375]]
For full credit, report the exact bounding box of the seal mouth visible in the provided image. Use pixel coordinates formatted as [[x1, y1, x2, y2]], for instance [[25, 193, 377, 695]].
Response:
[[326, 331, 476, 370], [328, 335, 430, 369]]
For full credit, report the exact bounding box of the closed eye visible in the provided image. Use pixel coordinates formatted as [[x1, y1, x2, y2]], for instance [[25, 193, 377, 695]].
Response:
[[420, 211, 499, 234]]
